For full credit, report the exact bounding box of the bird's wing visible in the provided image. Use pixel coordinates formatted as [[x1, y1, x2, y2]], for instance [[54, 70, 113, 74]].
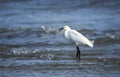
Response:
[[69, 30, 93, 47]]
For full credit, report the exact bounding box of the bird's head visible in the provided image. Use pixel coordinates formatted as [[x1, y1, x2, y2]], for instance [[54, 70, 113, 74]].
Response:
[[59, 25, 71, 31]]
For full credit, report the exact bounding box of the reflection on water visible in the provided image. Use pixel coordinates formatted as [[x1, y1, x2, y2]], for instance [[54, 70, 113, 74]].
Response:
[[0, 0, 120, 77]]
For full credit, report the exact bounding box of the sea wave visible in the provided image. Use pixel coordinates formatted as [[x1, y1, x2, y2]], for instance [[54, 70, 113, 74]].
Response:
[[0, 26, 119, 57], [0, 26, 120, 45]]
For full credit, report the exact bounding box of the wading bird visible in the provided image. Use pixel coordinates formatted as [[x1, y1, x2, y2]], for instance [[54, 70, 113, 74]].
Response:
[[59, 25, 94, 60]]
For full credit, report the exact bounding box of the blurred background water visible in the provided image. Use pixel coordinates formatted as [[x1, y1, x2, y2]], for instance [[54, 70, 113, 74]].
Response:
[[0, 0, 120, 77]]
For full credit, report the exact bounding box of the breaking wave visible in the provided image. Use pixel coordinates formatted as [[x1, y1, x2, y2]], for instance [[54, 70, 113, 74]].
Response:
[[0, 26, 119, 57]]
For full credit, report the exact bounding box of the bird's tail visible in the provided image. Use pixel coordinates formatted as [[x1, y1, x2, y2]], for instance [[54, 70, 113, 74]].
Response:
[[88, 40, 94, 48]]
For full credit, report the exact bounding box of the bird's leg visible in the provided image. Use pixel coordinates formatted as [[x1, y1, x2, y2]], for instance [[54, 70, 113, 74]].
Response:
[[76, 46, 79, 58], [76, 45, 80, 59]]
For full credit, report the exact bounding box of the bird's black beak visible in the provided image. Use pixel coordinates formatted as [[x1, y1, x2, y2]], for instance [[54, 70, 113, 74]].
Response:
[[58, 27, 64, 31]]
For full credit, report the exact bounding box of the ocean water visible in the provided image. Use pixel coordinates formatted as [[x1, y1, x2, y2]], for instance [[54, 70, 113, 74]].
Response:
[[0, 0, 120, 77]]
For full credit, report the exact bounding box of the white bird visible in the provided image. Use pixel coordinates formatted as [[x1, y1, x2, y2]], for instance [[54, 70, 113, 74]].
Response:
[[59, 25, 94, 59]]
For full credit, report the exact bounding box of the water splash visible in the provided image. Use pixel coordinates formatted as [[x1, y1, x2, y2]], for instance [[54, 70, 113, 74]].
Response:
[[106, 33, 120, 40], [11, 48, 32, 55]]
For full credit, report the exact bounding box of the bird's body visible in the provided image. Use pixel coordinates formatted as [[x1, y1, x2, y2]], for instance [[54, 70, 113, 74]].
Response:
[[59, 25, 94, 60], [64, 28, 93, 47]]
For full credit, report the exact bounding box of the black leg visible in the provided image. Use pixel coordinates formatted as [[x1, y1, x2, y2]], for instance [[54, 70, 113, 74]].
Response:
[[76, 46, 79, 58], [76, 45, 81, 60]]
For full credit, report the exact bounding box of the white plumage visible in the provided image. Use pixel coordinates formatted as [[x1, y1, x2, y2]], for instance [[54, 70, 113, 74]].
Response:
[[59, 25, 94, 59], [63, 25, 93, 47]]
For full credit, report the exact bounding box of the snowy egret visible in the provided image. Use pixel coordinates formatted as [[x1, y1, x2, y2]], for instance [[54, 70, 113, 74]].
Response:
[[59, 25, 94, 59]]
